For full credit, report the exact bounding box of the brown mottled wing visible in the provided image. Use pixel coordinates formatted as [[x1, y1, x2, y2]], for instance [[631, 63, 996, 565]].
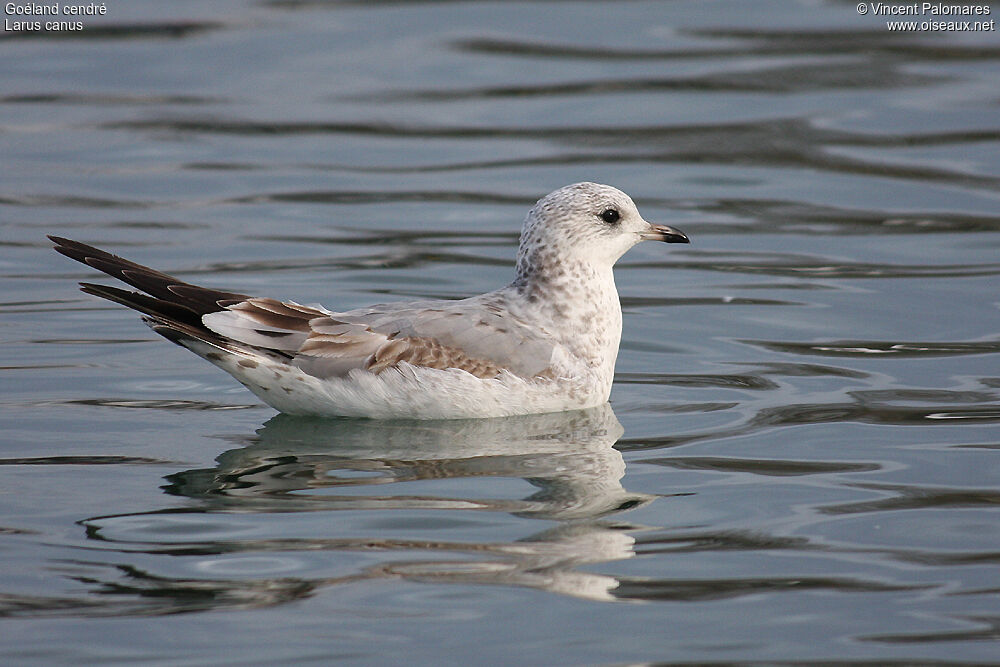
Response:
[[302, 296, 555, 379], [204, 296, 555, 380], [337, 298, 555, 377], [300, 320, 507, 379], [201, 297, 323, 351]]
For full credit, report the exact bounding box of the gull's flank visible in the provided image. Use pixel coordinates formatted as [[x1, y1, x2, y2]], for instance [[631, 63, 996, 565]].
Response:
[[50, 182, 689, 419]]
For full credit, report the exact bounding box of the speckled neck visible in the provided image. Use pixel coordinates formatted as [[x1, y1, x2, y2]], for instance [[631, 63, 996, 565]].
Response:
[[510, 254, 622, 374]]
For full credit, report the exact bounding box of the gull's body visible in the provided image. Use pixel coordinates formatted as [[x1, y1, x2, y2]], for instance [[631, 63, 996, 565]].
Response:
[[51, 182, 688, 419]]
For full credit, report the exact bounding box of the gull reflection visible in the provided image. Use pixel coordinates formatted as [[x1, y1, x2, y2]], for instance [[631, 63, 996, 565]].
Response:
[[81, 404, 655, 609]]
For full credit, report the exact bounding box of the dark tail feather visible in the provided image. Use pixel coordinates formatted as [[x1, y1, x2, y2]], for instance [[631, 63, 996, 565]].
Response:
[[51, 236, 256, 352], [79, 282, 203, 328], [79, 282, 239, 352], [49, 235, 249, 318]]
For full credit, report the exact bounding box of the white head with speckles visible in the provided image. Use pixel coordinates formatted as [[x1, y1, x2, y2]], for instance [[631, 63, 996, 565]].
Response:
[[515, 182, 688, 282]]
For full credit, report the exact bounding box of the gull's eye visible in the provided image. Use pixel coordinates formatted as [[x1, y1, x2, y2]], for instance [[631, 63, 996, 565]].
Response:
[[600, 208, 620, 225]]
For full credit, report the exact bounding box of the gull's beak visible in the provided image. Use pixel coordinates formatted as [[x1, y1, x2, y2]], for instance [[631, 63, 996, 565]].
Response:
[[641, 223, 690, 244]]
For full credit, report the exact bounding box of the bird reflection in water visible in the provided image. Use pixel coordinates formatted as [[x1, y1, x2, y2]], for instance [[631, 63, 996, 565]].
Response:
[[80, 405, 659, 610]]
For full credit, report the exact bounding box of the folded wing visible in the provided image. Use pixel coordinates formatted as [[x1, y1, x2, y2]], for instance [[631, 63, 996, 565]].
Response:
[[51, 236, 554, 381], [204, 296, 555, 380]]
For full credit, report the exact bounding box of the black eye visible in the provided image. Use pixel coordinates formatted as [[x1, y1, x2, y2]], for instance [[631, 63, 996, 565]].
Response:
[[600, 208, 620, 224]]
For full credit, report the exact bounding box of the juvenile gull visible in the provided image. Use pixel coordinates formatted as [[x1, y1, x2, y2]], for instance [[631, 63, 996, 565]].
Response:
[[50, 182, 689, 419]]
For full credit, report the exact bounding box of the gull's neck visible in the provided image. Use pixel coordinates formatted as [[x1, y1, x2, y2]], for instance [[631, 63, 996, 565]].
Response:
[[509, 253, 623, 371]]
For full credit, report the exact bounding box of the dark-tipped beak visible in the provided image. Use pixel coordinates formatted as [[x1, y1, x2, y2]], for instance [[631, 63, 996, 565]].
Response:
[[641, 224, 690, 244]]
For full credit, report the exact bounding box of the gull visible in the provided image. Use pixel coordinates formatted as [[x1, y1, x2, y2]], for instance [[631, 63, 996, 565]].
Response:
[[50, 182, 689, 419]]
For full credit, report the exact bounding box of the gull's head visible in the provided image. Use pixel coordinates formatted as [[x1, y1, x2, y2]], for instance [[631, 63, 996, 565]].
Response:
[[516, 182, 688, 278]]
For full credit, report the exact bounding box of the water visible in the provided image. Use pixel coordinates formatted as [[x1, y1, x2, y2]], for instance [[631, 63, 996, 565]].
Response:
[[2, 0, 1000, 663]]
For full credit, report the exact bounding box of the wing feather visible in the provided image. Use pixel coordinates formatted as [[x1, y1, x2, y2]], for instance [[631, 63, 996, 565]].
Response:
[[52, 236, 554, 385], [298, 296, 555, 379], [205, 295, 555, 380]]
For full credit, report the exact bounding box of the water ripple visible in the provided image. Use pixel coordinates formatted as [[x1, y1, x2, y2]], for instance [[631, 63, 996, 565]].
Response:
[[616, 372, 780, 390], [357, 63, 942, 101], [101, 117, 1000, 188], [0, 455, 166, 466], [746, 339, 1000, 358], [454, 32, 1000, 62], [822, 483, 1000, 515], [0, 21, 222, 41], [613, 575, 926, 603], [642, 457, 880, 477]]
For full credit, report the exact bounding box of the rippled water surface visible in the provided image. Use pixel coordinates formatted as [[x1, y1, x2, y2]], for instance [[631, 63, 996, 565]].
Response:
[[3, 0, 1000, 664]]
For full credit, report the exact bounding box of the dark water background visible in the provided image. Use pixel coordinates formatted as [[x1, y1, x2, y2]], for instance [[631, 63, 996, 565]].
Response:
[[2, 0, 1000, 663]]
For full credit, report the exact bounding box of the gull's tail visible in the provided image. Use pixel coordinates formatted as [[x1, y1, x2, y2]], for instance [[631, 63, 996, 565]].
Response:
[[48, 235, 249, 351]]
